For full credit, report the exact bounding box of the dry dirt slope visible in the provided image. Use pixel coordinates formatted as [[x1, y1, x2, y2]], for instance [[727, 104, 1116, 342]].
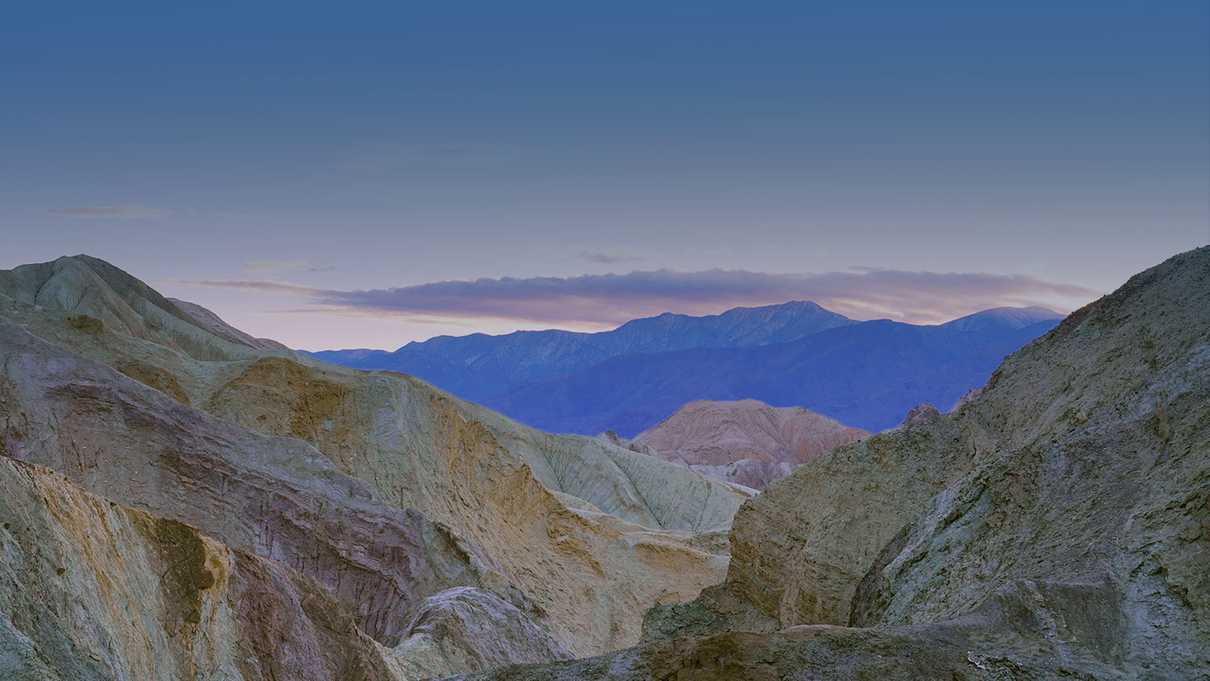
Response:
[[0, 255, 747, 679], [455, 247, 1210, 679]]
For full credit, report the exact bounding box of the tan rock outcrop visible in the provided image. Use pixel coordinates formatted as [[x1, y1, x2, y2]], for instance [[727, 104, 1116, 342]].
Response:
[[0, 322, 498, 648], [0, 456, 399, 681]]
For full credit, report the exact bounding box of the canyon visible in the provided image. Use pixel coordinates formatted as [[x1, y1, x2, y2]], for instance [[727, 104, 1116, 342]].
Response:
[[1, 248, 1207, 679]]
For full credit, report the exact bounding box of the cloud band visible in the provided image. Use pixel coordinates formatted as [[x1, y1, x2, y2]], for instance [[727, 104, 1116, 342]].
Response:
[[188, 268, 1099, 326]]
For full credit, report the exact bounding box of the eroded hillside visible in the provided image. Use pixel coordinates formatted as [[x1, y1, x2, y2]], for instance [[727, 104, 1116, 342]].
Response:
[[0, 255, 747, 679]]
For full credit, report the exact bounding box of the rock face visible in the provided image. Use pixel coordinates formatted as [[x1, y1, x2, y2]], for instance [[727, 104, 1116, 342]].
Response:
[[633, 399, 868, 489], [457, 247, 1210, 679], [390, 588, 570, 679], [0, 255, 747, 679], [0, 456, 399, 681]]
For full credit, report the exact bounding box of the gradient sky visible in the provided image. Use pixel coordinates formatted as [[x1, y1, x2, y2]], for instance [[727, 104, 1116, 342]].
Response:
[[3, 2, 1208, 349]]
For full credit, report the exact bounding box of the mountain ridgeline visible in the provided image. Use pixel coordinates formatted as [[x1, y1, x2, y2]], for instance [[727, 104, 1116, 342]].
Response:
[[310, 300, 852, 400], [315, 304, 1062, 436]]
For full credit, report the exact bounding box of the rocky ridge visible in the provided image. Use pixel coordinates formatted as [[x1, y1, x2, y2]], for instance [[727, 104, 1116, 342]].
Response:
[[0, 255, 747, 679]]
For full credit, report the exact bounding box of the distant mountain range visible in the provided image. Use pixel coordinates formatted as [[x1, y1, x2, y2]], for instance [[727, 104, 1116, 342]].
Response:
[[312, 303, 1062, 436], [310, 301, 852, 403]]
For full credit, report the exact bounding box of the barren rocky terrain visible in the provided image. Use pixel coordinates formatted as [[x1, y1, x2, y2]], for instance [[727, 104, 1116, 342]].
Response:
[[0, 255, 746, 679], [1, 248, 1206, 680]]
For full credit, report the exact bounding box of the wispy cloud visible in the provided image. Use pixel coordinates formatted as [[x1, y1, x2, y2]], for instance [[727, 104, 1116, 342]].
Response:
[[191, 280, 320, 294], [578, 251, 645, 265], [49, 204, 165, 219], [186, 268, 1099, 326], [243, 259, 335, 275]]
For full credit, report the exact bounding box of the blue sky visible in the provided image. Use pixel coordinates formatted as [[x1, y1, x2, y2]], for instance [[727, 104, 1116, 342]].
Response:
[[2, 2, 1207, 348]]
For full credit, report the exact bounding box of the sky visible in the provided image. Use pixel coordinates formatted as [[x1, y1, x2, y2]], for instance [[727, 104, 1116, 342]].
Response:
[[2, 2, 1207, 349]]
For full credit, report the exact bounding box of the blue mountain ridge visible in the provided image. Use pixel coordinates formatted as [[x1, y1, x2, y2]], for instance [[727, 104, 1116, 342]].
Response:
[[312, 303, 1061, 437], [309, 300, 853, 402]]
